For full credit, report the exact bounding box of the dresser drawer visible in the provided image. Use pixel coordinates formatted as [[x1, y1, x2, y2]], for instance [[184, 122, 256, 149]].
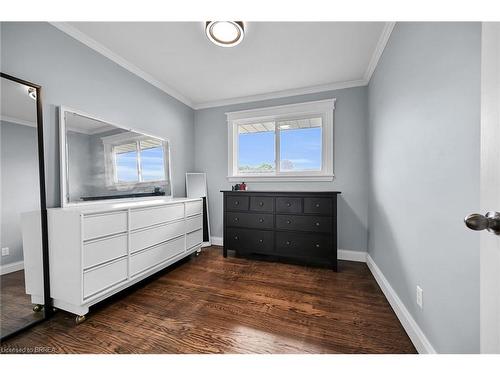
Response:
[[83, 211, 127, 241], [130, 220, 185, 253], [83, 258, 128, 300], [303, 197, 333, 215], [249, 196, 274, 212], [130, 236, 184, 277], [276, 232, 332, 259], [186, 229, 203, 249], [186, 200, 203, 217], [130, 204, 184, 230], [227, 212, 273, 230], [226, 195, 249, 211], [83, 233, 128, 269], [227, 228, 274, 253], [186, 214, 203, 233], [276, 215, 332, 233], [276, 197, 302, 213]]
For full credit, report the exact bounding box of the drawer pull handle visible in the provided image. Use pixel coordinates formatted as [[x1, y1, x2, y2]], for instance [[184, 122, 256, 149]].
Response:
[[286, 220, 291, 224], [315, 222, 320, 227], [286, 202, 291, 207], [259, 239, 263, 243], [234, 217, 239, 222], [234, 201, 239, 205], [315, 203, 320, 208], [315, 244, 320, 248], [234, 236, 239, 240], [259, 201, 264, 206], [259, 218, 264, 223], [286, 241, 291, 246]]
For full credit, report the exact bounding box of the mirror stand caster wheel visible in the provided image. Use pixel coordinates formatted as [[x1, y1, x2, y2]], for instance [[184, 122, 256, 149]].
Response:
[[33, 304, 43, 312], [195, 250, 201, 257], [75, 315, 86, 324]]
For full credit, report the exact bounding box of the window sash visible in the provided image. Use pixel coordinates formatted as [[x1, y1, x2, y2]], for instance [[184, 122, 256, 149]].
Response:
[[227, 99, 335, 181]]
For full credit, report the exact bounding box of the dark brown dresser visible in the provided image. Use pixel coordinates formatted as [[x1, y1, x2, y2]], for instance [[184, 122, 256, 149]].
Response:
[[221, 191, 341, 271]]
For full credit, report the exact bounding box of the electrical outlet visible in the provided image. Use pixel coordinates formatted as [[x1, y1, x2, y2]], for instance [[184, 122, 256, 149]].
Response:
[[416, 285, 423, 309], [1, 247, 9, 256]]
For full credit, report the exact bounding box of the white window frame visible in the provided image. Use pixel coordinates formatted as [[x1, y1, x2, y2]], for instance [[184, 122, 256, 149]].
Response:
[[102, 132, 169, 188], [226, 99, 335, 182]]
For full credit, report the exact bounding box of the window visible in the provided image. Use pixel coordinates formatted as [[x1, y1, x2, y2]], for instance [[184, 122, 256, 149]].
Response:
[[227, 99, 335, 181], [102, 133, 168, 186]]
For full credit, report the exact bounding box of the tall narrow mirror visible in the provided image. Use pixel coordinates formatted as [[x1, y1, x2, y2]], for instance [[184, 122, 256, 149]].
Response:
[[0, 74, 48, 340]]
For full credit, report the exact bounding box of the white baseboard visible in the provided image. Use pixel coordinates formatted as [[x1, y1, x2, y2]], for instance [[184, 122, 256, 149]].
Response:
[[0, 260, 24, 275], [211, 236, 223, 246], [366, 254, 436, 354], [338, 249, 367, 262]]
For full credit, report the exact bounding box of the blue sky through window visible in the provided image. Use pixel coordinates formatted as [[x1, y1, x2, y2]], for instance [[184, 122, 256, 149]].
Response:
[[116, 150, 138, 182], [238, 126, 321, 172], [141, 147, 165, 181]]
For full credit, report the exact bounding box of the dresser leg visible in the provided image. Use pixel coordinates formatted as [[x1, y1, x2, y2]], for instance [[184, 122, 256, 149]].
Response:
[[223, 247, 227, 258], [332, 261, 338, 272]]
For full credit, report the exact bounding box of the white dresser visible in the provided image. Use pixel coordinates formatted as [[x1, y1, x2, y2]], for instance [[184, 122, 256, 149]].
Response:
[[24, 197, 203, 320]]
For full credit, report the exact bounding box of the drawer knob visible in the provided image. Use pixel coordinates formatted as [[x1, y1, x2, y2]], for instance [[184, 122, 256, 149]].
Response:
[[286, 220, 291, 224], [259, 239, 263, 243], [235, 201, 239, 205], [286, 202, 291, 207], [315, 203, 320, 208], [259, 218, 264, 223], [315, 222, 320, 227], [234, 236, 239, 240], [259, 201, 264, 206], [315, 244, 320, 248], [234, 217, 239, 222], [286, 241, 291, 246]]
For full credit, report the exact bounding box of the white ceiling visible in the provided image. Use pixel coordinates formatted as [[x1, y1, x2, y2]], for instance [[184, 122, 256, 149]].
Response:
[[54, 22, 394, 109], [1, 77, 37, 127]]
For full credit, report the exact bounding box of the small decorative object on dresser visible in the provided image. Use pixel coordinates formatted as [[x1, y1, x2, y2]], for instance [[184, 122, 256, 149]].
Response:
[[221, 191, 341, 271]]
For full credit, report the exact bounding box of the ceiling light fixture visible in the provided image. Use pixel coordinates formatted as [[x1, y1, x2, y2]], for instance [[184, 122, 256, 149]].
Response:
[[27, 87, 37, 100], [205, 21, 244, 47]]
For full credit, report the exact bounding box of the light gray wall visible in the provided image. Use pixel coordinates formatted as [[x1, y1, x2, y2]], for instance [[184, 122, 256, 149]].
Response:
[[367, 22, 481, 353], [0, 22, 195, 207], [194, 87, 369, 252], [1, 121, 40, 264]]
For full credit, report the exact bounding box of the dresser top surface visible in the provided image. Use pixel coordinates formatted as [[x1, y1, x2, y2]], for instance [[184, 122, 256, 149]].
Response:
[[221, 190, 341, 194], [49, 196, 202, 214]]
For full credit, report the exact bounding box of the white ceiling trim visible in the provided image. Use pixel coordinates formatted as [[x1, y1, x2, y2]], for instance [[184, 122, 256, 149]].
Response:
[[363, 22, 395, 82], [194, 79, 367, 110], [0, 115, 37, 128], [49, 22, 194, 108], [49, 22, 394, 111]]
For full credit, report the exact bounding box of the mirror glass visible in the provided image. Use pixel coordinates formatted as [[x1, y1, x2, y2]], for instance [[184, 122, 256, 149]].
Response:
[[1, 76, 46, 338], [63, 111, 171, 205]]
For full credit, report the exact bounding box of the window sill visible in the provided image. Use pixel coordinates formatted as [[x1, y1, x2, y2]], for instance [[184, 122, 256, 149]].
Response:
[[227, 175, 334, 182]]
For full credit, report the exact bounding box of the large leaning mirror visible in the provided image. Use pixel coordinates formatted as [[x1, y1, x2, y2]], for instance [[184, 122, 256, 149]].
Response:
[[0, 73, 50, 341], [60, 108, 172, 207]]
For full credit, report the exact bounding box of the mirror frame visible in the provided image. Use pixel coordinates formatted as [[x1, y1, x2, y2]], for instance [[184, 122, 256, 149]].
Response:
[[59, 106, 173, 207], [0, 72, 53, 342]]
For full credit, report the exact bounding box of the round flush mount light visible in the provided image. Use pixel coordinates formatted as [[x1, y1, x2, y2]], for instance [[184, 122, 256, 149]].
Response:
[[27, 87, 37, 100], [205, 21, 244, 47]]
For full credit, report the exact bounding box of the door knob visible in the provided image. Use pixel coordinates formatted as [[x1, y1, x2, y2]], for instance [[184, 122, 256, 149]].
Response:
[[464, 211, 500, 235]]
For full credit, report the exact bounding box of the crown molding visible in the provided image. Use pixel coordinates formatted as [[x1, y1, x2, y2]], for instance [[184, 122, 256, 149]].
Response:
[[193, 79, 368, 110], [0, 115, 37, 128], [364, 22, 396, 82], [49, 22, 194, 108]]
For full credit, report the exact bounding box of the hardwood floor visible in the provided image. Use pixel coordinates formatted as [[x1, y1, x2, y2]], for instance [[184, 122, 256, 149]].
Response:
[[1, 271, 43, 338], [0, 247, 416, 353]]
